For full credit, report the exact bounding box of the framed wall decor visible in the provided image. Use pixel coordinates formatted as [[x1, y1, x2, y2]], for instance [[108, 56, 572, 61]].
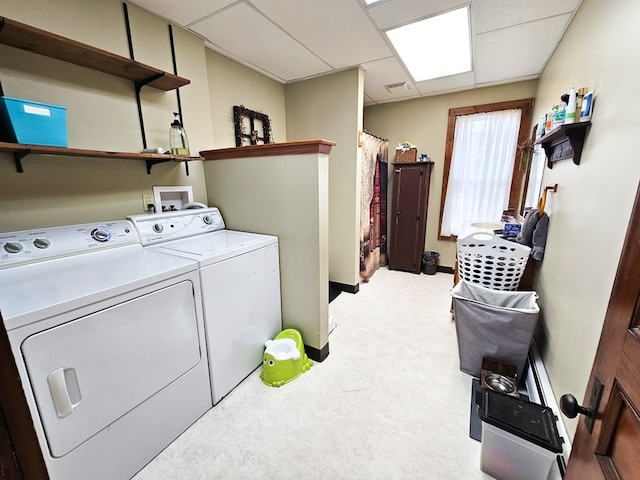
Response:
[[233, 105, 272, 147]]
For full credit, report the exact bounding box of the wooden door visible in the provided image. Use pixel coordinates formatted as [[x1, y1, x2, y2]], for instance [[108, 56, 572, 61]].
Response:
[[565, 182, 640, 479], [0, 312, 49, 479], [389, 162, 432, 273]]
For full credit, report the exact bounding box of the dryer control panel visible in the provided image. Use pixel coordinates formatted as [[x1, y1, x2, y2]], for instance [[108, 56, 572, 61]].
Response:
[[128, 207, 226, 246], [0, 221, 139, 268]]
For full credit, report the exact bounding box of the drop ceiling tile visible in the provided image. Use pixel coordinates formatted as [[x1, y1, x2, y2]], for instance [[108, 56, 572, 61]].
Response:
[[415, 71, 476, 96], [251, 0, 392, 69], [475, 14, 572, 84], [367, 0, 467, 30], [475, 0, 582, 33], [190, 3, 332, 81], [126, 0, 236, 27], [361, 57, 419, 104]]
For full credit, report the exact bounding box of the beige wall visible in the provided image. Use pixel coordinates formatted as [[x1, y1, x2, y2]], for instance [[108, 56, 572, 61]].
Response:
[[532, 0, 640, 439], [205, 49, 286, 149], [0, 0, 210, 230], [203, 151, 329, 352], [363, 80, 538, 268], [285, 69, 364, 288]]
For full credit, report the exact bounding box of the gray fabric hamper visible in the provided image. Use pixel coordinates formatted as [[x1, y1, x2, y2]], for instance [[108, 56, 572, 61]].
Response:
[[451, 279, 539, 381]]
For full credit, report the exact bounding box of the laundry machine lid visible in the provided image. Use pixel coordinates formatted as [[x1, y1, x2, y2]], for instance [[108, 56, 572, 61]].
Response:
[[156, 230, 278, 267], [0, 246, 198, 330]]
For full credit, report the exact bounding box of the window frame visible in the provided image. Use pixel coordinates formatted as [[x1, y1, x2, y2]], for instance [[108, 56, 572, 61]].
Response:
[[438, 98, 534, 241]]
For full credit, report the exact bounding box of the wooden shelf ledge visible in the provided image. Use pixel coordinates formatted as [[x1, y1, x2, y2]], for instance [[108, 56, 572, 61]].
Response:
[[200, 139, 336, 160], [0, 16, 189, 91], [0, 142, 202, 173], [535, 121, 591, 168]]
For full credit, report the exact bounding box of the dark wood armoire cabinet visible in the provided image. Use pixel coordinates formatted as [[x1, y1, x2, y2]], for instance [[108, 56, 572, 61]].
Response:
[[389, 161, 434, 273]]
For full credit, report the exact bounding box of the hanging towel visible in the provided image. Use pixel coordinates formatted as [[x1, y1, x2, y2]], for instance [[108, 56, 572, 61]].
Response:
[[517, 209, 549, 261]]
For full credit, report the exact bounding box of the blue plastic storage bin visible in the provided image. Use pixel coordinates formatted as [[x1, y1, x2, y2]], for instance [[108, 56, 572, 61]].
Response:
[[0, 96, 68, 147]]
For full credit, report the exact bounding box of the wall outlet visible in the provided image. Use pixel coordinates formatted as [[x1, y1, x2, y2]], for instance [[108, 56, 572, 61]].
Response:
[[141, 193, 155, 212]]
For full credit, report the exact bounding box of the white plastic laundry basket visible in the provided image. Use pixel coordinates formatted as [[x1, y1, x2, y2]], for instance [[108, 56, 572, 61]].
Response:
[[457, 233, 531, 291]]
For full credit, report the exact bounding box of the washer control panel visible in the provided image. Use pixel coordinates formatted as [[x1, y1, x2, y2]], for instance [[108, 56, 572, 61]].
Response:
[[128, 207, 225, 246], [0, 221, 139, 268]]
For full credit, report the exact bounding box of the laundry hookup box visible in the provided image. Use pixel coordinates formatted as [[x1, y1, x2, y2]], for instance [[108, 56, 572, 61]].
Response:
[[0, 96, 68, 147]]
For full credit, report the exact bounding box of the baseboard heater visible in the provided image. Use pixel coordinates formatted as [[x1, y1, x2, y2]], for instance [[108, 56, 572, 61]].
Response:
[[525, 339, 572, 478]]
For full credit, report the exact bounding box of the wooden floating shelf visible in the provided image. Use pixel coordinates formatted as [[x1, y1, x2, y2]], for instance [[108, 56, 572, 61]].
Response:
[[0, 142, 203, 174], [535, 121, 591, 168], [0, 16, 189, 91]]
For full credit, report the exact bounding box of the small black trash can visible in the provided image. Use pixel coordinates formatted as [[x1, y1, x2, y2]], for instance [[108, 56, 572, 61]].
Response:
[[422, 251, 439, 275]]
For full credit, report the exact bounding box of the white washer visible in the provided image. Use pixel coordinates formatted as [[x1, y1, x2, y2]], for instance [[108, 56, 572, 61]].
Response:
[[128, 208, 282, 404], [0, 220, 212, 480]]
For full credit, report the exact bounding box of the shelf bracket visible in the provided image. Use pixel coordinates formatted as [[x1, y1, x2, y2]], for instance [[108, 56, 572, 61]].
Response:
[[13, 149, 29, 173], [184, 160, 190, 176], [135, 73, 165, 91], [146, 158, 171, 174]]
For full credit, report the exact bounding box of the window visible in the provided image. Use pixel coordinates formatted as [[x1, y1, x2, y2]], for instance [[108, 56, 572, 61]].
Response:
[[439, 99, 534, 240]]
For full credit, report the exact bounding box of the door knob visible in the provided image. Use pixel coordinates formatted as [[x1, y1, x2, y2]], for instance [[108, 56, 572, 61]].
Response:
[[560, 394, 592, 418], [559, 377, 604, 434]]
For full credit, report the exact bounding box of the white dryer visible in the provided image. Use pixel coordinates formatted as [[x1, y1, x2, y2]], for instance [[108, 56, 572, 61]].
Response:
[[0, 220, 212, 480], [128, 208, 282, 404]]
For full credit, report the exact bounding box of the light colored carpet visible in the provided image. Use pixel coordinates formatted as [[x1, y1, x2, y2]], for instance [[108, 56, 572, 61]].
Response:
[[133, 268, 492, 479]]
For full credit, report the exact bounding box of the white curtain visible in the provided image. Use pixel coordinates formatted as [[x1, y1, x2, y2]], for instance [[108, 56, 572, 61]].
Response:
[[524, 144, 545, 210], [440, 109, 522, 238]]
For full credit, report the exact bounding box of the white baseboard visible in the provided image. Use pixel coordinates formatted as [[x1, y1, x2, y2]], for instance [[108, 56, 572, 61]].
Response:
[[525, 340, 571, 479]]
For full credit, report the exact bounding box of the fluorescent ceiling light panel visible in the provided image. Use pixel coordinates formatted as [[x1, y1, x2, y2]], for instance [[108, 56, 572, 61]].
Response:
[[386, 6, 471, 82]]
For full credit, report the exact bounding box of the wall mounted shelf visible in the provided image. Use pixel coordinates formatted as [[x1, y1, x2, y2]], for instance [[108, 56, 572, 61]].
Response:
[[0, 16, 196, 174], [535, 121, 591, 168], [0, 16, 189, 91], [0, 142, 202, 174]]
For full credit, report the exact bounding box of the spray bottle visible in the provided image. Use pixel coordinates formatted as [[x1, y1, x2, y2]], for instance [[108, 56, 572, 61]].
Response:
[[169, 112, 190, 156]]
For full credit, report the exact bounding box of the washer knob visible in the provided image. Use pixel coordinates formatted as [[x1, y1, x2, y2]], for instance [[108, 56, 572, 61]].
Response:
[[33, 238, 51, 249], [3, 242, 23, 254], [203, 215, 212, 225], [91, 229, 110, 242], [153, 223, 164, 233]]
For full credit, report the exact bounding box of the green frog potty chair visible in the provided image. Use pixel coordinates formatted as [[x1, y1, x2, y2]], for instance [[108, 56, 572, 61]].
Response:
[[260, 328, 313, 387]]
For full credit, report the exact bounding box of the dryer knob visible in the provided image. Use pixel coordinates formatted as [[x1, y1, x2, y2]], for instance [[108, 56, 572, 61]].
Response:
[[202, 215, 212, 225], [153, 223, 164, 233], [33, 238, 51, 249], [3, 242, 23, 254]]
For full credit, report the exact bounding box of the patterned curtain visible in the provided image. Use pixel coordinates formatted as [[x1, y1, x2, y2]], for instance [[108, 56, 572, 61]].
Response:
[[360, 132, 388, 282]]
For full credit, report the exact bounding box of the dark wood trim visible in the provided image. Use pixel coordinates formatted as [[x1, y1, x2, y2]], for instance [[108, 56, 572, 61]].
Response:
[[200, 139, 336, 160], [305, 342, 330, 363], [438, 98, 535, 241], [329, 281, 359, 294], [0, 313, 49, 479], [436, 265, 455, 275]]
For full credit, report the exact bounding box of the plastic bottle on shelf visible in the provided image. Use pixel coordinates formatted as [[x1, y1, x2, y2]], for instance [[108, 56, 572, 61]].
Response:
[[553, 104, 566, 128], [545, 108, 554, 131], [576, 87, 586, 115], [581, 91, 594, 122], [169, 112, 190, 156], [565, 87, 577, 124]]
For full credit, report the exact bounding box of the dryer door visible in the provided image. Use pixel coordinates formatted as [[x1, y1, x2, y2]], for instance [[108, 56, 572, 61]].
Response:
[[21, 280, 202, 458]]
